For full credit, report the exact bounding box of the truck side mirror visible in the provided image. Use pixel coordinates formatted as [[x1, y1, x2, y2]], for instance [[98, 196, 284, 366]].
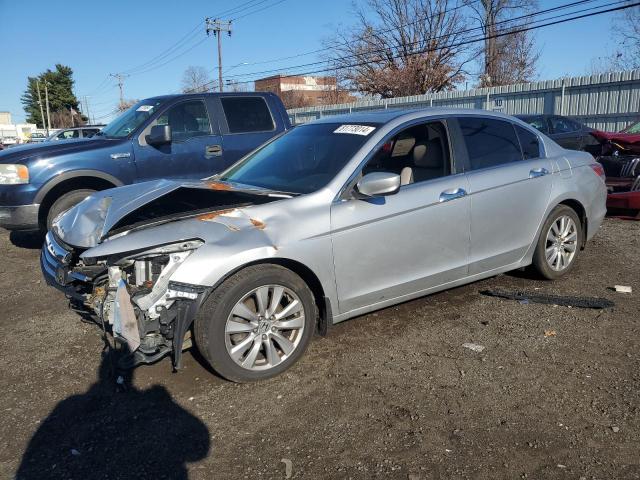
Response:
[[145, 125, 172, 146]]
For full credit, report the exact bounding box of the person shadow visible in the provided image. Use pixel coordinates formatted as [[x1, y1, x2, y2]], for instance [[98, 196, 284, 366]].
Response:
[[15, 347, 210, 480]]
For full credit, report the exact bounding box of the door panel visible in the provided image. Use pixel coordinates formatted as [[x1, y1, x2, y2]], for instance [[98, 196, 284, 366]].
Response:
[[133, 99, 225, 181], [331, 174, 470, 314], [466, 159, 553, 273]]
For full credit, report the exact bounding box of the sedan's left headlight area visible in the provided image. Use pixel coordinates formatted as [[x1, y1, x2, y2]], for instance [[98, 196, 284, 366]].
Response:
[[0, 164, 29, 184]]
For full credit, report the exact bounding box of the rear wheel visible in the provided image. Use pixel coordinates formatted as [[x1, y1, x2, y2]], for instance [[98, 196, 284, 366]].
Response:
[[46, 189, 95, 231], [194, 264, 316, 382], [532, 205, 582, 280]]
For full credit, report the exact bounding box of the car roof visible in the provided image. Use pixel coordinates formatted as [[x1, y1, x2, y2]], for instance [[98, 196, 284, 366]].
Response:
[[308, 107, 529, 126]]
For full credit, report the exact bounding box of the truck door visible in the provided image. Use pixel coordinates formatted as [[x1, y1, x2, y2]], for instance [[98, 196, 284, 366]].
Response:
[[132, 98, 224, 181]]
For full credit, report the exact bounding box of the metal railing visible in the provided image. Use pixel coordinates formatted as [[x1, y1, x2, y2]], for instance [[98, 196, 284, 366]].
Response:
[[287, 69, 640, 131]]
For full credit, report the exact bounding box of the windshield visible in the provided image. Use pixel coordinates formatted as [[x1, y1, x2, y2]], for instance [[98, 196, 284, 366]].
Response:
[[99, 99, 165, 138], [623, 121, 640, 134], [220, 122, 379, 194]]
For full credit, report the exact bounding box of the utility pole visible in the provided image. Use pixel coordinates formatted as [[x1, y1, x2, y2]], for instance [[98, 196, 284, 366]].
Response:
[[110, 73, 129, 109], [44, 82, 52, 133], [83, 96, 93, 124], [206, 18, 232, 92], [36, 80, 47, 134]]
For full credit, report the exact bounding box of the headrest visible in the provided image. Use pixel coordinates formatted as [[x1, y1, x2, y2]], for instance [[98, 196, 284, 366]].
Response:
[[413, 139, 443, 168]]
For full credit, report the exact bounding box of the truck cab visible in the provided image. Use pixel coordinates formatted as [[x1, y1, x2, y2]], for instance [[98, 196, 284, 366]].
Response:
[[0, 92, 291, 232]]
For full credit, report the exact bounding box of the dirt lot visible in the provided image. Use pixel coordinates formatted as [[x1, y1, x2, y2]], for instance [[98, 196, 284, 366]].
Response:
[[0, 219, 638, 480]]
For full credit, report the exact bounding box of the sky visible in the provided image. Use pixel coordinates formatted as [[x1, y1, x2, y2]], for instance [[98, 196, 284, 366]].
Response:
[[0, 0, 629, 124]]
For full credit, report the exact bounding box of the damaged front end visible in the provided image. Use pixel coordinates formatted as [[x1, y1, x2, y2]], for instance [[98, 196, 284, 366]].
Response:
[[42, 232, 208, 368]]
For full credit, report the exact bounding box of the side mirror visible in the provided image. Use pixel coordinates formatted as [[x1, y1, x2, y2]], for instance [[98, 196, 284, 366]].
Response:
[[355, 172, 401, 197], [145, 124, 172, 146]]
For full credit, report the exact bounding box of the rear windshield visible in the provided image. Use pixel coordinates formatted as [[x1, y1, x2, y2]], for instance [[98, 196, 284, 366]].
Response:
[[220, 123, 379, 194]]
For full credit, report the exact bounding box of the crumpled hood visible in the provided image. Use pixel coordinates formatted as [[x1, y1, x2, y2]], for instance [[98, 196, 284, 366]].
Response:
[[53, 178, 278, 249], [0, 138, 124, 165]]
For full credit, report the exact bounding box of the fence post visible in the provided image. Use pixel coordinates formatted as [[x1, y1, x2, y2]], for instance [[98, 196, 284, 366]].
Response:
[[486, 91, 491, 110], [560, 80, 566, 116]]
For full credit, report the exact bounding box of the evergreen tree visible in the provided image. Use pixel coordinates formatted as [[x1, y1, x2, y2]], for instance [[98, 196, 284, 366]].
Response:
[[21, 64, 85, 128]]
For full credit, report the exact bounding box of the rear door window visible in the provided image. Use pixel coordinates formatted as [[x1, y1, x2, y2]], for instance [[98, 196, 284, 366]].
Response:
[[459, 117, 522, 170], [522, 116, 549, 134], [221, 97, 275, 133], [515, 125, 541, 160], [550, 116, 580, 134]]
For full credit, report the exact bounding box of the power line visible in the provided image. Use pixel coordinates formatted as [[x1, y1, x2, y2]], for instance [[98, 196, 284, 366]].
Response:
[[221, 0, 621, 82], [211, 0, 639, 87], [231, 0, 288, 21]]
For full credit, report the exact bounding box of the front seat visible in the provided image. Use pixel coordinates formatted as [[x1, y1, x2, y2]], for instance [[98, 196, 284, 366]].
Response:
[[408, 139, 445, 184]]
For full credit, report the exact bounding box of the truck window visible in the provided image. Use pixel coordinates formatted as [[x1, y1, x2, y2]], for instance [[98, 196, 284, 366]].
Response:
[[221, 97, 275, 133], [157, 100, 211, 142]]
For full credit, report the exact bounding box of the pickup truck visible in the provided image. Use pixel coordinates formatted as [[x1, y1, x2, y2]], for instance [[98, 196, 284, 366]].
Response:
[[0, 92, 291, 232]]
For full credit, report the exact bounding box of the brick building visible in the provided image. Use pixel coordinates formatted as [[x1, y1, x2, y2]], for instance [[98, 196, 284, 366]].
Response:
[[255, 75, 343, 107]]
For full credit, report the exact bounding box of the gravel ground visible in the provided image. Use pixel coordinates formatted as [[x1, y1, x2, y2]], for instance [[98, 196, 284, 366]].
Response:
[[0, 219, 638, 480]]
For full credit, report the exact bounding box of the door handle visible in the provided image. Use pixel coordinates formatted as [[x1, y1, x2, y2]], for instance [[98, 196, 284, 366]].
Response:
[[439, 188, 467, 203], [206, 145, 222, 157], [529, 167, 549, 178]]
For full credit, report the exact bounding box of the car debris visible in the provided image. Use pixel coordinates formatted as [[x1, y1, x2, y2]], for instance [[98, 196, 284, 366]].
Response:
[[589, 122, 640, 219], [544, 330, 557, 337], [462, 343, 486, 353], [481, 289, 615, 309], [613, 285, 633, 293]]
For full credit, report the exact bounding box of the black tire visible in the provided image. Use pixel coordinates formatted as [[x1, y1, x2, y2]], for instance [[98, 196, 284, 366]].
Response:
[[532, 205, 582, 280], [46, 189, 95, 231], [194, 264, 316, 383]]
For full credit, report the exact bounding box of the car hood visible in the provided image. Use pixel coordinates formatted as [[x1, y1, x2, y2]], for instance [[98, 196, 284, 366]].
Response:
[[53, 178, 283, 249], [0, 138, 124, 164]]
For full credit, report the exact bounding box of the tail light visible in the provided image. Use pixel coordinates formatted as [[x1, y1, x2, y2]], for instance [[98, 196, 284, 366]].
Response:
[[590, 163, 606, 181]]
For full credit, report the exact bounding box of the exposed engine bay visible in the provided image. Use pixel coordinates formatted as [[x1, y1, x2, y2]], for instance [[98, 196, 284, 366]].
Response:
[[42, 182, 285, 368]]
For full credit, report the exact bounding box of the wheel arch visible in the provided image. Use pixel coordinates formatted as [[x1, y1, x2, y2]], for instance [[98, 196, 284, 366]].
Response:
[[557, 198, 588, 249], [208, 257, 332, 335], [35, 171, 123, 227]]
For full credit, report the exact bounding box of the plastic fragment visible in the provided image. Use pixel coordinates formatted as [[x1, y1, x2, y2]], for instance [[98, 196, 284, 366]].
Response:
[[462, 343, 485, 353], [281, 458, 293, 479], [544, 330, 557, 337], [614, 285, 632, 293]]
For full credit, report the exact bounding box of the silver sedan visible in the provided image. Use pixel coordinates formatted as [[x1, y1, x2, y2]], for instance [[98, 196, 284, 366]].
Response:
[[42, 108, 607, 382]]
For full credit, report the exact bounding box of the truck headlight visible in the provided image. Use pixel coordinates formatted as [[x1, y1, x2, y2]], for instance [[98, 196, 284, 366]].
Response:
[[0, 164, 29, 184]]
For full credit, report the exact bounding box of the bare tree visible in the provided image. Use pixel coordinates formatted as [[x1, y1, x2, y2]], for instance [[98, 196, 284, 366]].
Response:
[[116, 99, 138, 113], [181, 66, 213, 93], [614, 2, 640, 68], [326, 0, 472, 98], [279, 91, 316, 109], [467, 0, 539, 86]]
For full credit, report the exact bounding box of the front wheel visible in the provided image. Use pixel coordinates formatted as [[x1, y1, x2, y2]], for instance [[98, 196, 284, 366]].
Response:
[[532, 205, 582, 280], [194, 265, 316, 382], [46, 189, 96, 231]]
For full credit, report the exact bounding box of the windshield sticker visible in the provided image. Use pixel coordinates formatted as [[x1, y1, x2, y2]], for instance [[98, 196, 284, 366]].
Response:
[[334, 125, 376, 136], [136, 105, 154, 112]]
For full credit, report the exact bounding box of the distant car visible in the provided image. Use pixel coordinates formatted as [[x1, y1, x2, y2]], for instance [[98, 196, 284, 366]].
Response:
[[517, 114, 599, 151], [47, 126, 104, 141], [1, 136, 18, 146], [29, 132, 47, 143]]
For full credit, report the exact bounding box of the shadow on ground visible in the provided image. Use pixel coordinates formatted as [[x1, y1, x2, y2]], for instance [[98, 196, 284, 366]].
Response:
[[9, 231, 45, 250], [15, 348, 210, 480]]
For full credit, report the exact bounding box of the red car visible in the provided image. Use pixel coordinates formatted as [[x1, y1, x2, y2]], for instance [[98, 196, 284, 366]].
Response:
[[591, 121, 640, 218]]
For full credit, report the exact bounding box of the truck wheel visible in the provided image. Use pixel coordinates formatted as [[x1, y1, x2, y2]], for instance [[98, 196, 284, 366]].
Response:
[[194, 264, 316, 383], [532, 205, 582, 280], [46, 189, 95, 231]]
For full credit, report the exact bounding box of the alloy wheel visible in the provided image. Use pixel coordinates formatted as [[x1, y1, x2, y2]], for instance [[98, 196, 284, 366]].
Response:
[[545, 215, 578, 271], [224, 285, 306, 371]]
